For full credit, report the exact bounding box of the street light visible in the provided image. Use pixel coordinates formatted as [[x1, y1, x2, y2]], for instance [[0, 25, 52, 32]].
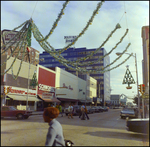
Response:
[[26, 53, 41, 110], [116, 52, 140, 117]]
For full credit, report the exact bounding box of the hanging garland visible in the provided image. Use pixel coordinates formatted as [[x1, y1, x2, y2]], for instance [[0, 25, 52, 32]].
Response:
[[32, 1, 105, 54], [1, 20, 31, 78], [37, 1, 69, 42], [1, 22, 29, 67], [1, 1, 133, 78]]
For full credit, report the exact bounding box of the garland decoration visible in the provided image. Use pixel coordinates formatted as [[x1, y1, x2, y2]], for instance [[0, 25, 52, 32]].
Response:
[[1, 1, 133, 79]]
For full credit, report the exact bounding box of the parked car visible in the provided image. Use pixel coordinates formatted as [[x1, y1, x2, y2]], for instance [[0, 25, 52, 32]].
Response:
[[92, 106, 100, 113], [120, 108, 137, 119], [86, 106, 94, 114], [102, 106, 109, 112], [126, 117, 149, 134], [97, 106, 104, 112], [1, 106, 32, 119]]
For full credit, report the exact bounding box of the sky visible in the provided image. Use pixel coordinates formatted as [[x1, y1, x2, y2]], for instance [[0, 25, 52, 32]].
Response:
[[1, 1, 149, 103]]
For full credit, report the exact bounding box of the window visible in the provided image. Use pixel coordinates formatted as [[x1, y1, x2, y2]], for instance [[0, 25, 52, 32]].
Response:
[[2, 107, 9, 111]]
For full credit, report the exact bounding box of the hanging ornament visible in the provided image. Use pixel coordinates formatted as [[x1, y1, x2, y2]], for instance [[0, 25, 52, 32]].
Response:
[[30, 72, 38, 89], [122, 65, 135, 89]]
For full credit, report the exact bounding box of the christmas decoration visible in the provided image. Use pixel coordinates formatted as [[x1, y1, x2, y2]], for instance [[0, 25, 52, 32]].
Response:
[[30, 72, 38, 89], [1, 1, 133, 79], [122, 65, 135, 89]]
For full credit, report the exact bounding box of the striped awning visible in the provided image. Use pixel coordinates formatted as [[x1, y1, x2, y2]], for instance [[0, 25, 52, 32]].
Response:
[[7, 94, 41, 102]]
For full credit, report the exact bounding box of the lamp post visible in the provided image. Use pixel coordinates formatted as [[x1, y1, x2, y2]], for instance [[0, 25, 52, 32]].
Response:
[[26, 51, 39, 111], [116, 52, 140, 117]]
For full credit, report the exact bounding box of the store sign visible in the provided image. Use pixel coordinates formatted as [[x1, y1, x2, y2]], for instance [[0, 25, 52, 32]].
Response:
[[63, 83, 73, 90], [38, 66, 56, 95], [1, 29, 26, 48], [38, 84, 55, 93], [5, 86, 36, 95], [42, 93, 53, 99], [64, 36, 76, 43]]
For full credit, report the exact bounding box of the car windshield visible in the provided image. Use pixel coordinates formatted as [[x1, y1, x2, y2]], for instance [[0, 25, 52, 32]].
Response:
[[9, 106, 18, 110], [122, 108, 134, 112]]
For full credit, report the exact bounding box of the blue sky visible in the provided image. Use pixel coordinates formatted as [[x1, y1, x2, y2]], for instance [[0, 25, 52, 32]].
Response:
[[1, 1, 149, 102]]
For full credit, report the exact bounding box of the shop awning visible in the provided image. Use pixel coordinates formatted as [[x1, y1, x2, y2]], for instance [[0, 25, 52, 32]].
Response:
[[57, 98, 79, 102], [7, 94, 41, 102], [38, 94, 61, 103]]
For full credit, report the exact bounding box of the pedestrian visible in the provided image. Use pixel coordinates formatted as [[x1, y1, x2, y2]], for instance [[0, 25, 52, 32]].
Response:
[[79, 104, 85, 118], [58, 104, 63, 117], [68, 104, 73, 119], [56, 104, 59, 109], [43, 107, 65, 146], [140, 107, 143, 118], [85, 106, 89, 120], [71, 104, 74, 116], [80, 104, 86, 120]]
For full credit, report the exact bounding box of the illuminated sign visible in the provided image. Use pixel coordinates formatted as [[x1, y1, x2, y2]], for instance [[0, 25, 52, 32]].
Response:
[[5, 86, 36, 95]]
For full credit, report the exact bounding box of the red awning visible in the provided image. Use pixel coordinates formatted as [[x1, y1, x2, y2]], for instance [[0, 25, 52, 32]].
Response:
[[38, 94, 61, 103]]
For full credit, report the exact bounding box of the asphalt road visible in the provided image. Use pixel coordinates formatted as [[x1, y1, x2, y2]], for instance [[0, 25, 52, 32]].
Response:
[[1, 109, 149, 146]]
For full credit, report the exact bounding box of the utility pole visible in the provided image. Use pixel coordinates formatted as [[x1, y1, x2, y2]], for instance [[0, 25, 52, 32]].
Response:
[[135, 53, 140, 117]]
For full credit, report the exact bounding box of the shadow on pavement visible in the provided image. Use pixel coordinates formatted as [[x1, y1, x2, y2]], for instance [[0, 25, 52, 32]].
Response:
[[84, 130, 149, 142]]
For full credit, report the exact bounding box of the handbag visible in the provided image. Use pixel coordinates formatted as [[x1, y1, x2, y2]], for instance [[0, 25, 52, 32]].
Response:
[[64, 139, 74, 146], [63, 132, 74, 146]]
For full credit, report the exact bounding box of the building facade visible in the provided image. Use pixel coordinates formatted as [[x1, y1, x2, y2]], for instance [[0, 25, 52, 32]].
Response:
[[1, 55, 40, 110], [1, 29, 40, 110], [55, 67, 97, 107], [110, 95, 120, 107], [141, 26, 149, 93], [39, 47, 110, 106]]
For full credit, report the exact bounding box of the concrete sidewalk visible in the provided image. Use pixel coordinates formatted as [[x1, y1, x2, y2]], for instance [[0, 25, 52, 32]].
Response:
[[31, 111, 44, 115]]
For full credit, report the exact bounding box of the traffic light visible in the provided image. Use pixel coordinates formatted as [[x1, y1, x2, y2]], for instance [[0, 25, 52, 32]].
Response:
[[142, 84, 145, 93], [3, 87, 6, 94], [138, 85, 142, 93]]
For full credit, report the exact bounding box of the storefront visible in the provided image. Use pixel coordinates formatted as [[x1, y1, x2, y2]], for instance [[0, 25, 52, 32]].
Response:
[[36, 65, 60, 110], [4, 86, 41, 111], [1, 55, 40, 111]]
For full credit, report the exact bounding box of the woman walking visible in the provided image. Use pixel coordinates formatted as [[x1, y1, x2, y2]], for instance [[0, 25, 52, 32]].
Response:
[[68, 104, 73, 119], [43, 107, 65, 146]]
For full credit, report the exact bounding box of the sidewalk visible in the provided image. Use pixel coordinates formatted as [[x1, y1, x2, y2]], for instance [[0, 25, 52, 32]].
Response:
[[31, 111, 44, 115]]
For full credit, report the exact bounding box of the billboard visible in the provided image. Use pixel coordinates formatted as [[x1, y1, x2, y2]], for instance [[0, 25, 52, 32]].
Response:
[[64, 36, 76, 44], [1, 29, 26, 49], [37, 65, 56, 95]]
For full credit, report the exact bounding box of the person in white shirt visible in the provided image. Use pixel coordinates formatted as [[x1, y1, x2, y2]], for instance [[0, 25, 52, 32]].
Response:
[[79, 104, 85, 119], [68, 104, 73, 119]]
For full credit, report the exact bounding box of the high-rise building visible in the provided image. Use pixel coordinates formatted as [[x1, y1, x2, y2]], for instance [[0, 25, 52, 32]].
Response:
[[39, 47, 110, 105]]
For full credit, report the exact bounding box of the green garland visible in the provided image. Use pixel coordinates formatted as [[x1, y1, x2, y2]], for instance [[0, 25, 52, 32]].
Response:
[[1, 1, 133, 78]]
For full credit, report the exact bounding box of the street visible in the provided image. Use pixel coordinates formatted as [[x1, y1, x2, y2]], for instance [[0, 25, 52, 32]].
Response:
[[1, 109, 149, 146]]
